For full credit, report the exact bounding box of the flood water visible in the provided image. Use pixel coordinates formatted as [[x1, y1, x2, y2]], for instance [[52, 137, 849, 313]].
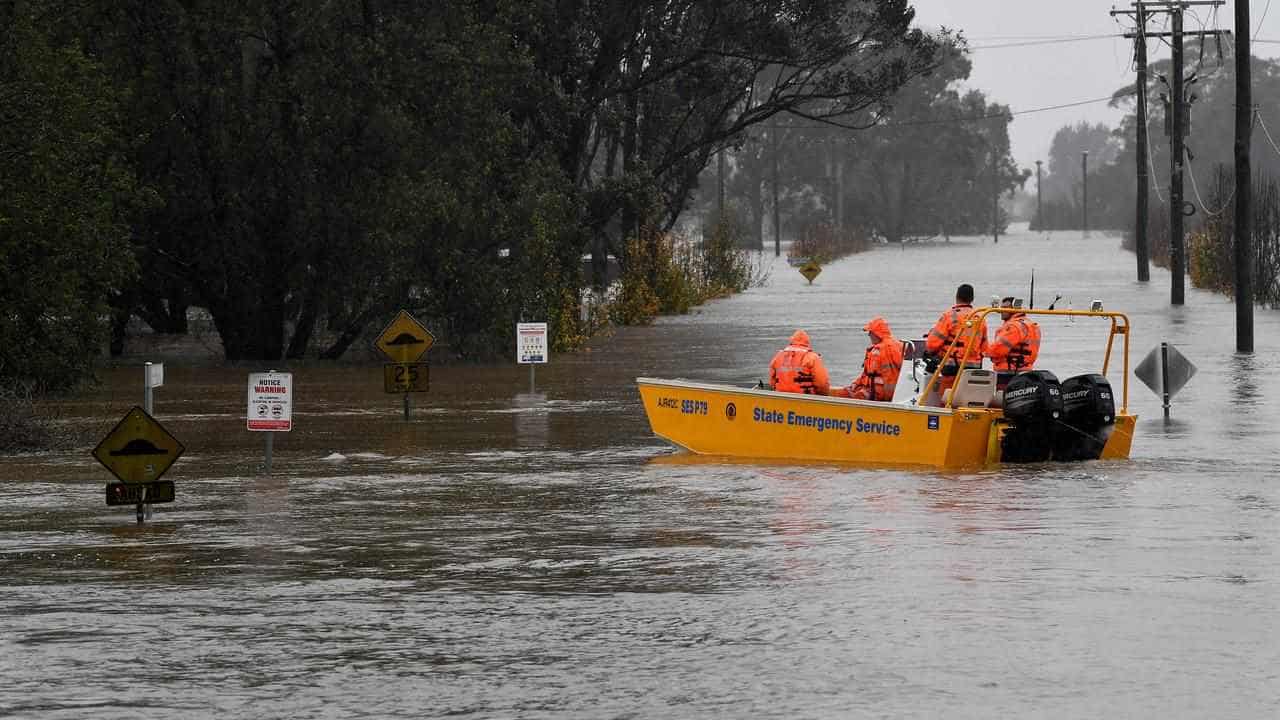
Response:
[[3, 226, 1279, 718]]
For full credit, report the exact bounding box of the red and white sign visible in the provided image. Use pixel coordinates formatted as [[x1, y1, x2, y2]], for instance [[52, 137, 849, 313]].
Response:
[[517, 322, 548, 364], [247, 372, 293, 431]]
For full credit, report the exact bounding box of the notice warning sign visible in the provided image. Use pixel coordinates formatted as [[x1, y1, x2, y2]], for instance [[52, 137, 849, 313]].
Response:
[[247, 372, 293, 431], [517, 323, 548, 364]]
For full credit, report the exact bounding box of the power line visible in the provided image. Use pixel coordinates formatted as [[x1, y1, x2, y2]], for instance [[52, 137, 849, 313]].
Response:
[[784, 91, 1138, 131], [1257, 0, 1274, 42], [968, 34, 1122, 50], [1186, 161, 1233, 217]]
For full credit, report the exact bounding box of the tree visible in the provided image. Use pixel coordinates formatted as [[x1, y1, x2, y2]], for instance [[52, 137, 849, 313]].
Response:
[[0, 3, 140, 389]]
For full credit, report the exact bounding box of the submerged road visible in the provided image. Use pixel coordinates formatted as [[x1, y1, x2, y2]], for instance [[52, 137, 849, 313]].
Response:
[[2, 226, 1278, 718]]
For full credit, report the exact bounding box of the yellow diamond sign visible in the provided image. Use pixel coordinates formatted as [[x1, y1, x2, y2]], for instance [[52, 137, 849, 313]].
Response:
[[92, 407, 185, 484], [375, 310, 435, 363], [799, 261, 822, 284]]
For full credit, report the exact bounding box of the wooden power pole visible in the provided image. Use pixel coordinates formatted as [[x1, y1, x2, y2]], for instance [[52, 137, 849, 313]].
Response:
[[1135, 3, 1152, 281], [1236, 0, 1255, 351], [1035, 160, 1043, 230], [772, 124, 781, 257], [1115, 1, 1226, 303]]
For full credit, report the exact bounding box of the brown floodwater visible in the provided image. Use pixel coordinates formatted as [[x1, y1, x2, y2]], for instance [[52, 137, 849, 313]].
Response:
[[2, 227, 1278, 718]]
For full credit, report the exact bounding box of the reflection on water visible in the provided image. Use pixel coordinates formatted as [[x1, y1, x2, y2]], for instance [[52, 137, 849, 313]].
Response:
[[3, 228, 1280, 718]]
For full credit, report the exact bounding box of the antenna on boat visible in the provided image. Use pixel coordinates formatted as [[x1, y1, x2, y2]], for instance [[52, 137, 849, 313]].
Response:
[[1029, 269, 1035, 309]]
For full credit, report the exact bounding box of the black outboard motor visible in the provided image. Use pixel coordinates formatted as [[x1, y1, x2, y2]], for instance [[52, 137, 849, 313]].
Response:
[[1000, 370, 1063, 462], [1052, 373, 1116, 461]]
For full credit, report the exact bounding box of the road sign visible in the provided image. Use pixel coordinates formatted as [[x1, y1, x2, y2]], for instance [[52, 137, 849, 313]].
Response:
[[517, 322, 549, 364], [92, 407, 185, 484], [145, 363, 164, 388], [1135, 342, 1197, 398], [375, 310, 435, 363], [384, 363, 429, 393], [106, 480, 175, 506], [247, 371, 293, 431], [799, 261, 822, 284]]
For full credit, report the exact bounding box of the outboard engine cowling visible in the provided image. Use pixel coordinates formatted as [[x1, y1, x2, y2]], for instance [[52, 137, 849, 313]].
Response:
[[1000, 370, 1063, 463], [1053, 373, 1116, 461]]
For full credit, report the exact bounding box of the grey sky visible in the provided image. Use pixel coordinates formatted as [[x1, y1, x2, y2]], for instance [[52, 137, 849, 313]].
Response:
[[909, 0, 1278, 174]]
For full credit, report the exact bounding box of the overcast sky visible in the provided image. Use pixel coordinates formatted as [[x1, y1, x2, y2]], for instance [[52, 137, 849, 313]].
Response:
[[908, 0, 1280, 172]]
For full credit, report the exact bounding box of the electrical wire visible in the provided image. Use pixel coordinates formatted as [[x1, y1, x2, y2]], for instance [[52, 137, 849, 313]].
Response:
[[1256, 112, 1280, 160], [1258, 0, 1274, 42], [968, 35, 1121, 50], [1145, 120, 1166, 205], [1186, 160, 1233, 217]]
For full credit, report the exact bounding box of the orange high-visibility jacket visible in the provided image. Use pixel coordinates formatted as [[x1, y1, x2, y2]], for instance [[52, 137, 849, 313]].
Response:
[[926, 303, 988, 366], [833, 317, 903, 401], [988, 314, 1041, 372], [769, 330, 830, 395]]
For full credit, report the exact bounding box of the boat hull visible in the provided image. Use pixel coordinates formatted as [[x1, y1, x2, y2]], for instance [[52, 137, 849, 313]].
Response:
[[637, 378, 1135, 469]]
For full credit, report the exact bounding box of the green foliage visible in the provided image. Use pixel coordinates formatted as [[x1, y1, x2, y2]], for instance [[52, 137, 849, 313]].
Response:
[[4, 0, 939, 371], [611, 220, 765, 326], [1183, 166, 1280, 307], [0, 6, 140, 389], [788, 223, 870, 264], [0, 384, 71, 452]]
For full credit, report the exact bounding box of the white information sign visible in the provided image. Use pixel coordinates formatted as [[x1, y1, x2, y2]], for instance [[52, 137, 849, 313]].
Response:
[[247, 372, 293, 431], [516, 323, 549, 364], [146, 363, 164, 388]]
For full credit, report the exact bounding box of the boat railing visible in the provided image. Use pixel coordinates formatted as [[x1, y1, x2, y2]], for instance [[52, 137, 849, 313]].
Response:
[[919, 307, 1131, 414]]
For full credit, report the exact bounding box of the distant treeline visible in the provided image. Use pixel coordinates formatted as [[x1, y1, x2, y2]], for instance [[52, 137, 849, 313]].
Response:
[[3, 1, 960, 389]]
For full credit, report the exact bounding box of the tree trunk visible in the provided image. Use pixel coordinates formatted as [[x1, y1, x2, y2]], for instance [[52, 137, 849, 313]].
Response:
[[210, 292, 286, 362]]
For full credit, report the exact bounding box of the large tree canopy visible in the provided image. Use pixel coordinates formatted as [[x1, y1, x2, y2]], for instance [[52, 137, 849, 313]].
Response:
[[0, 2, 140, 389], [3, 0, 939, 377]]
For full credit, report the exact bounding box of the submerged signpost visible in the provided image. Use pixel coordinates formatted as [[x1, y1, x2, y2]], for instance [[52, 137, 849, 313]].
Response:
[[517, 322, 548, 393], [93, 405, 184, 524], [798, 260, 822, 284], [375, 310, 434, 420], [247, 370, 293, 474], [1135, 342, 1197, 419]]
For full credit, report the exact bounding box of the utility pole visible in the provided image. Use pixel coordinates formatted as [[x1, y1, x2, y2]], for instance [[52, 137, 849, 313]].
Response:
[[1082, 150, 1090, 237], [1235, 0, 1254, 351], [1135, 3, 1151, 281], [1170, 6, 1186, 305], [772, 124, 781, 257], [1035, 160, 1043, 230], [836, 158, 845, 231], [717, 149, 726, 221], [992, 149, 999, 243], [1115, 1, 1226, 302]]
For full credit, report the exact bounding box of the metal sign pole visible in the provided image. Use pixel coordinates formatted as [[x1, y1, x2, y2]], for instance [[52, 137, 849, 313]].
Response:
[[403, 392, 410, 421], [1160, 342, 1171, 419], [143, 362, 154, 414], [265, 368, 275, 474], [141, 362, 153, 522], [265, 433, 274, 475], [530, 365, 536, 394]]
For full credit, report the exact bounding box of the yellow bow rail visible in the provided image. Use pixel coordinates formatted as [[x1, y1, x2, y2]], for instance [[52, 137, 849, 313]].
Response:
[[920, 306, 1131, 413]]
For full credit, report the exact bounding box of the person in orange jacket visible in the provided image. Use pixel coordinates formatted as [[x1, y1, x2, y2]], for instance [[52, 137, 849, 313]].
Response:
[[831, 316, 904, 401], [769, 329, 830, 395], [924, 283, 988, 402], [987, 296, 1041, 390]]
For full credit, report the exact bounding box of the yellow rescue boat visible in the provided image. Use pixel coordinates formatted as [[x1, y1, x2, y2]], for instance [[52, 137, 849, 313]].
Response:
[[637, 307, 1137, 469]]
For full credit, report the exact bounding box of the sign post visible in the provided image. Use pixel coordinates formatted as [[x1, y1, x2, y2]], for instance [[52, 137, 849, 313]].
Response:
[[141, 362, 164, 518], [1135, 342, 1197, 419], [517, 322, 549, 393], [248, 370, 293, 474], [375, 310, 435, 420], [798, 260, 822, 284], [143, 362, 163, 414], [92, 407, 184, 523]]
